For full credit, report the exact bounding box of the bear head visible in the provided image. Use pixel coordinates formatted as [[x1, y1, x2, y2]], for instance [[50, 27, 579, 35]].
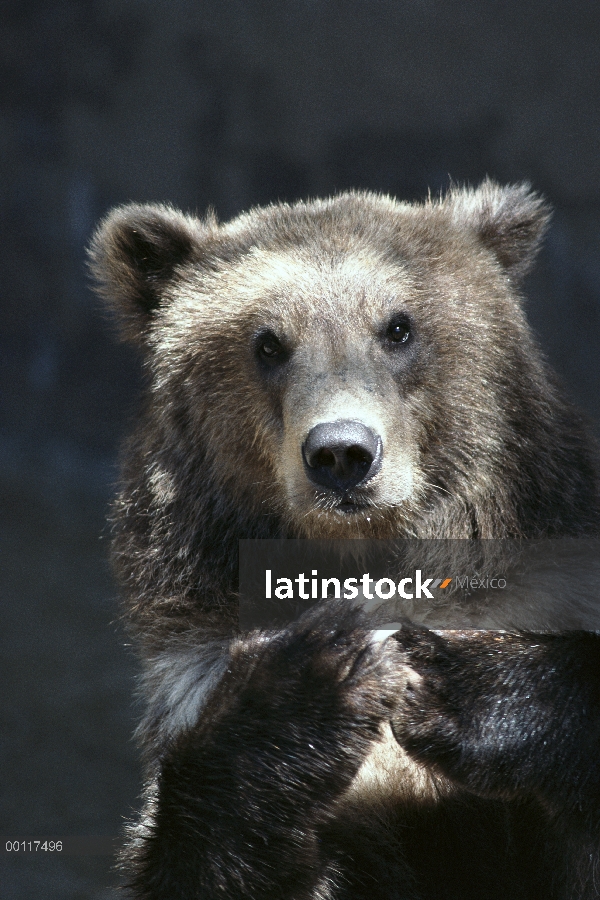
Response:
[[90, 181, 597, 563]]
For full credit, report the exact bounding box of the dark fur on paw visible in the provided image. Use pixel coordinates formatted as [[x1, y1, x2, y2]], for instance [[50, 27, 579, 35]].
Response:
[[166, 601, 409, 817], [390, 626, 538, 797], [391, 626, 600, 806], [228, 601, 406, 747]]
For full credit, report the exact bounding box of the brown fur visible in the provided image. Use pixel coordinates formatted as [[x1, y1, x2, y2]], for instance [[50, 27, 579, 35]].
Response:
[[89, 182, 600, 899], [89, 181, 599, 647]]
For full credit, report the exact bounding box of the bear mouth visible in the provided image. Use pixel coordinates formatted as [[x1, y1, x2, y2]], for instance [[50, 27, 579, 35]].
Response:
[[336, 496, 367, 514], [309, 487, 373, 517]]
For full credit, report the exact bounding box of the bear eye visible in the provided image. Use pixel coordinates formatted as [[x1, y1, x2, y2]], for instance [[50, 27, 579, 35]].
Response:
[[255, 331, 288, 367], [385, 316, 411, 345]]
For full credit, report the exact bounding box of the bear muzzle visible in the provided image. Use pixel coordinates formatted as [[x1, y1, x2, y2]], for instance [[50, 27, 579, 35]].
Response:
[[302, 420, 383, 496]]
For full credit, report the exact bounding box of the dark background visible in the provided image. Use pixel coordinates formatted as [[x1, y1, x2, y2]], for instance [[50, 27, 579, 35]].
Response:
[[1, 2, 599, 897]]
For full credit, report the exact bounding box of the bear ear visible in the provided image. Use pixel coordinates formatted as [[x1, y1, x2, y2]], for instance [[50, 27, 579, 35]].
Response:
[[88, 203, 206, 346], [446, 180, 552, 281]]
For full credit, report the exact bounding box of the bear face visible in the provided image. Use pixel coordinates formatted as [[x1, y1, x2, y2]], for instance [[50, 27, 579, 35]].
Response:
[[90, 183, 596, 549], [89, 182, 598, 639]]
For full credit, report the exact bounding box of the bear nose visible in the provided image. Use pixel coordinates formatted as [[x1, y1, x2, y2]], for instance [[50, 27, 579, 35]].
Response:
[[302, 420, 383, 492]]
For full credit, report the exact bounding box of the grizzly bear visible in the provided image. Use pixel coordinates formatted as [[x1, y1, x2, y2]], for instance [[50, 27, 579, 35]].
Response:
[[90, 182, 600, 899]]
